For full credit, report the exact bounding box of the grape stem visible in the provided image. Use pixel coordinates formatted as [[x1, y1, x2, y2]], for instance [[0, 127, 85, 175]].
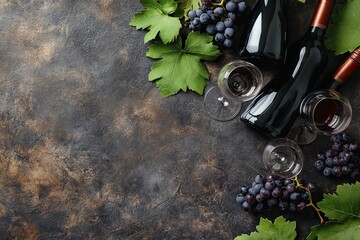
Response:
[[211, 0, 226, 7], [293, 176, 325, 224]]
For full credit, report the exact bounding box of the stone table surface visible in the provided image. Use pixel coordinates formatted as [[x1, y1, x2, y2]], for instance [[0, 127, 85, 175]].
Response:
[[0, 0, 359, 239]]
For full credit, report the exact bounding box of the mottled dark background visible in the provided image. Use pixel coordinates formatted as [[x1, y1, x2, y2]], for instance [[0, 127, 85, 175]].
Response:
[[0, 0, 359, 239]]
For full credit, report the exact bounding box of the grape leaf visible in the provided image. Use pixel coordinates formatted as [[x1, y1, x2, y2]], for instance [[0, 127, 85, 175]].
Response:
[[307, 182, 360, 240], [325, 0, 360, 55], [234, 216, 297, 240], [146, 31, 221, 96], [130, 0, 181, 44], [307, 218, 360, 240]]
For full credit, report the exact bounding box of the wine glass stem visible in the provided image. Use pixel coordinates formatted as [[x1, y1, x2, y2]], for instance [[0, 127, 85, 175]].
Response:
[[218, 96, 229, 107]]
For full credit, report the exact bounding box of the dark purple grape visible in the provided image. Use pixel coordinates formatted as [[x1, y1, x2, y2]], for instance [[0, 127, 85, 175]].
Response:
[[345, 152, 354, 162], [342, 166, 353, 175], [286, 184, 296, 193], [206, 24, 216, 35], [236, 194, 246, 204], [323, 167, 332, 176], [314, 160, 325, 172], [284, 179, 293, 186], [223, 38, 233, 48], [213, 7, 224, 17], [301, 192, 309, 202], [279, 200, 289, 211], [227, 12, 236, 20], [267, 198, 278, 208], [215, 21, 226, 32], [290, 192, 301, 203], [281, 190, 289, 200], [266, 174, 276, 182], [332, 166, 342, 177], [317, 152, 327, 160], [214, 33, 225, 43], [325, 158, 334, 167], [199, 13, 209, 23], [265, 180, 275, 190], [237, 1, 247, 13], [188, 10, 196, 20], [260, 188, 270, 199], [254, 202, 265, 212], [252, 183, 264, 195], [350, 142, 360, 152], [339, 157, 348, 166], [306, 182, 317, 192], [332, 142, 343, 151], [256, 194, 264, 203], [240, 186, 249, 195], [242, 201, 250, 211], [245, 194, 256, 204], [225, 1, 237, 12], [332, 156, 340, 166], [271, 187, 282, 198], [196, 8, 203, 17], [224, 18, 234, 28], [297, 202, 307, 211], [274, 179, 283, 187], [330, 134, 343, 143], [224, 27, 234, 38]]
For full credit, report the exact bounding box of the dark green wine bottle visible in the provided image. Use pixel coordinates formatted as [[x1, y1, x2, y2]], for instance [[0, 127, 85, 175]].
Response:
[[238, 0, 287, 69], [240, 0, 335, 138]]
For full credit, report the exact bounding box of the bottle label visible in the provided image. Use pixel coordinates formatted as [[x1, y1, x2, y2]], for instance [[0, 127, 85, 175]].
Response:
[[310, 0, 335, 29]]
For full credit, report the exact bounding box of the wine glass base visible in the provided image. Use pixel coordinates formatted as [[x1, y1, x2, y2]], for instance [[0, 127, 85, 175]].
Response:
[[287, 124, 317, 145], [204, 86, 242, 121], [263, 138, 304, 179]]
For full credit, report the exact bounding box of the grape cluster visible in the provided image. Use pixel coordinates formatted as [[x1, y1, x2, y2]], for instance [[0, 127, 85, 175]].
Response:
[[314, 133, 360, 179], [187, 0, 247, 48], [236, 174, 317, 213]]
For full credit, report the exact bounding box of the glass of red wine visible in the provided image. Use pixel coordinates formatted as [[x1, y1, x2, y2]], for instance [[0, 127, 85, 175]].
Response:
[[288, 89, 352, 145], [204, 60, 263, 121], [263, 138, 304, 179]]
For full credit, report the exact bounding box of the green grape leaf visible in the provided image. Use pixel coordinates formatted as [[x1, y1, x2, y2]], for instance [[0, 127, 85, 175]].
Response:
[[234, 216, 297, 240], [326, 0, 360, 55], [174, 0, 201, 19], [318, 182, 360, 221], [307, 182, 360, 240], [307, 218, 360, 240], [146, 31, 221, 96], [130, 0, 181, 44]]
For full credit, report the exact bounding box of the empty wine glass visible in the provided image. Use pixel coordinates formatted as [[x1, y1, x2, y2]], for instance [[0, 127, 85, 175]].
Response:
[[288, 89, 352, 145], [204, 60, 264, 121], [263, 138, 304, 179]]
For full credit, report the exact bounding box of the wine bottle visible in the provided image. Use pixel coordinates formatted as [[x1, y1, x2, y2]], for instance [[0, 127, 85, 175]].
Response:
[[238, 0, 287, 68], [240, 0, 335, 139], [329, 46, 360, 90]]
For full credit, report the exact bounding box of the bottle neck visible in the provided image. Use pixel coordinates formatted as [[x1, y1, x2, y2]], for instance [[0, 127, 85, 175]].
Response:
[[330, 47, 360, 90], [310, 0, 335, 30]]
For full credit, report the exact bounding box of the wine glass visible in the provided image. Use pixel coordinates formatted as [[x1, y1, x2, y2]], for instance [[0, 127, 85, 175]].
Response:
[[204, 60, 264, 121], [263, 138, 304, 179], [288, 89, 352, 145]]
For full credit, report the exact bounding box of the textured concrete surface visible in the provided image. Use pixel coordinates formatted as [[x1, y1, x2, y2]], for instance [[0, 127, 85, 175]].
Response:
[[0, 0, 359, 239]]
